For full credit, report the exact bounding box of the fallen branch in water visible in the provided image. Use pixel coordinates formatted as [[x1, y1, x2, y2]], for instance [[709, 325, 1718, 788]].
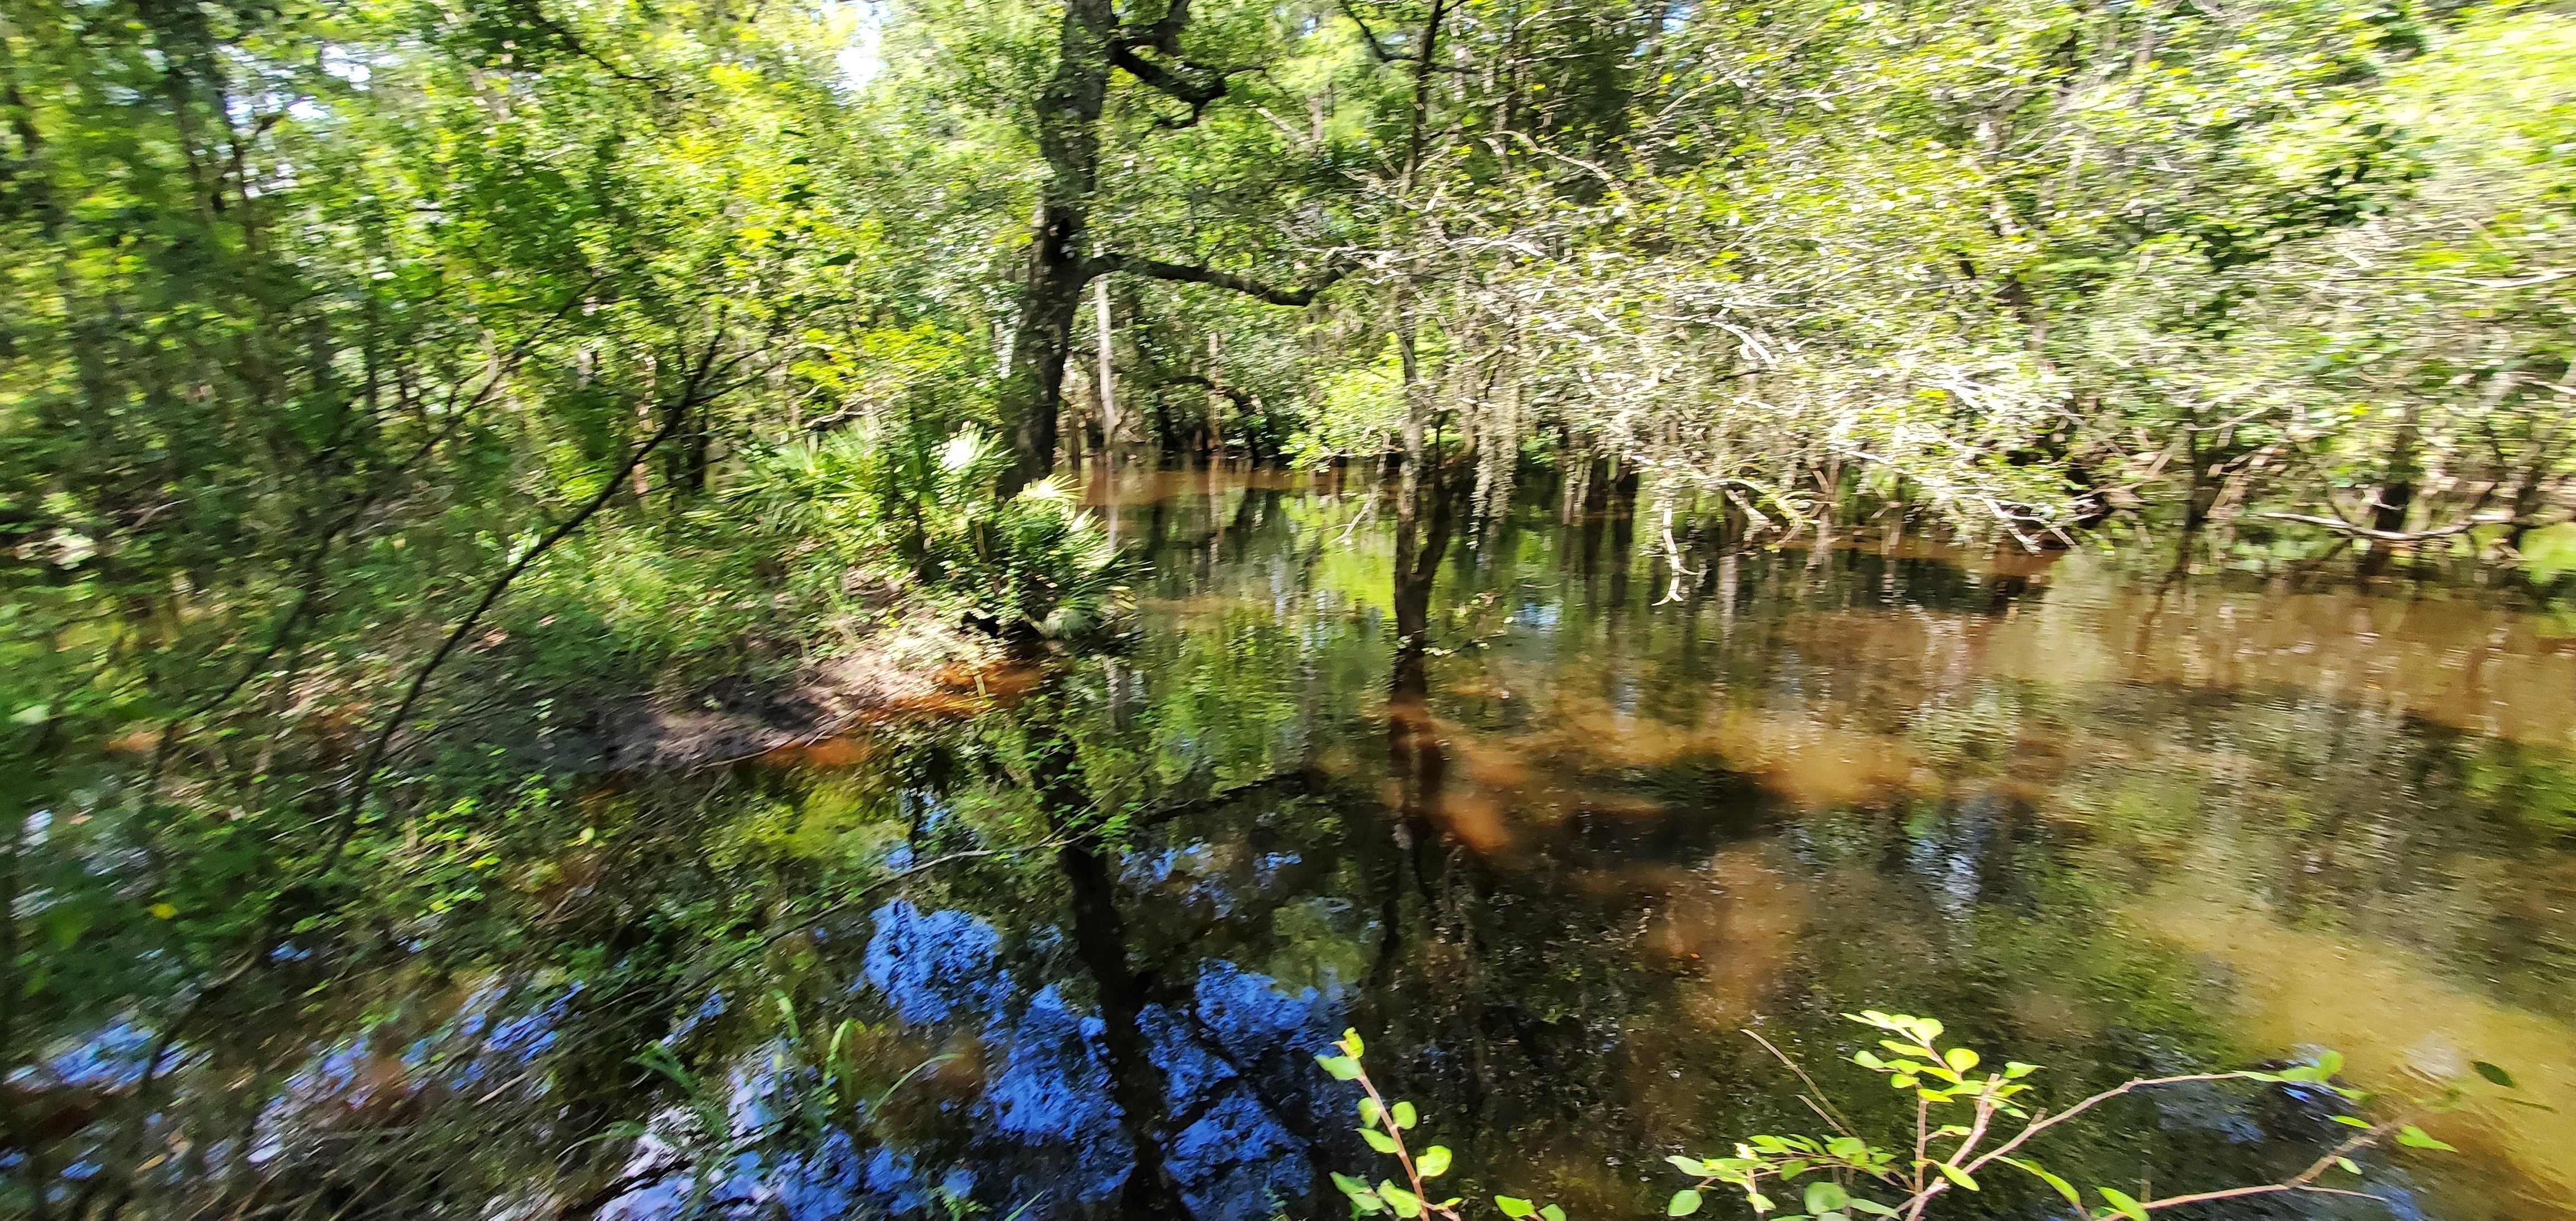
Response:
[[2256, 512, 2516, 543]]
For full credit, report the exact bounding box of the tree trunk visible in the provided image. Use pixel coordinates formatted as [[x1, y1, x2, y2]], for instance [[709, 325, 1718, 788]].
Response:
[[1393, 308, 1432, 640], [1093, 275, 1119, 461], [1204, 332, 1224, 463], [997, 0, 1115, 494], [2360, 407, 2418, 576], [995, 0, 1339, 489]]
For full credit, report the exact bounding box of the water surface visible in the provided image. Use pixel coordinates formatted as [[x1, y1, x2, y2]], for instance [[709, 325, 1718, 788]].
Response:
[[632, 466, 2576, 1221], [85, 466, 2576, 1221]]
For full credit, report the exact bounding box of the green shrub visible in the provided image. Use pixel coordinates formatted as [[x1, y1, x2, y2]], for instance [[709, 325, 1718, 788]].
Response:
[[737, 426, 1120, 638], [1318, 1011, 2520, 1221]]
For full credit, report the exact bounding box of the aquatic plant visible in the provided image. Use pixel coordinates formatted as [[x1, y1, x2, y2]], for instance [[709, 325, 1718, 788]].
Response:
[[1319, 1012, 2521, 1221]]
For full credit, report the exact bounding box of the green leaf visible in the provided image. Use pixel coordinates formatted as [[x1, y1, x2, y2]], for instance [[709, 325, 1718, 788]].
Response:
[[2331, 1115, 2371, 1128], [2002, 1062, 2038, 1079], [2097, 1186, 2149, 1221], [1804, 1182, 1850, 1214], [1746, 1192, 1774, 1213], [1343, 1029, 1367, 1057], [1668, 1190, 1704, 1217], [2473, 1061, 2516, 1089], [1495, 1197, 1536, 1219], [2000, 1157, 2081, 1210], [2395, 1125, 2457, 1152], [1944, 1048, 1980, 1073], [1362, 1128, 1401, 1154], [1360, 1097, 1385, 1127], [1934, 1162, 1978, 1191], [1393, 1101, 1418, 1129], [1419, 1146, 1453, 1178], [2336, 1158, 2361, 1175], [1540, 1206, 1567, 1221], [1381, 1184, 1424, 1218], [1318, 1054, 1362, 1081], [1845, 1201, 1899, 1217], [1668, 1156, 1708, 1176]]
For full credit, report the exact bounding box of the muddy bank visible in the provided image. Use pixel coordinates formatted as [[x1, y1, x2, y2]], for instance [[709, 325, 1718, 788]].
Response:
[[581, 622, 1031, 772]]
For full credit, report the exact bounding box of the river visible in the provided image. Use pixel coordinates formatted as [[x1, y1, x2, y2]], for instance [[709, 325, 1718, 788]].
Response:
[[94, 465, 2576, 1221], [604, 465, 2576, 1220]]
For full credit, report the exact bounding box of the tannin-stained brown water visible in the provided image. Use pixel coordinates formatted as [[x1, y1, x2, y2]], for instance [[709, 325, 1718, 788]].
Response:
[[589, 465, 2572, 1221], [93, 466, 2572, 1221]]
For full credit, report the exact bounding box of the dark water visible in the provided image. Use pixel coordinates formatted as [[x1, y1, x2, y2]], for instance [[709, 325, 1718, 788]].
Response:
[[57, 467, 2576, 1220], [585, 467, 2575, 1221]]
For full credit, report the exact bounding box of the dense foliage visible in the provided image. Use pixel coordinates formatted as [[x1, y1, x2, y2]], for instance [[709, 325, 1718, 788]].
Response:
[[4, 0, 2573, 1215]]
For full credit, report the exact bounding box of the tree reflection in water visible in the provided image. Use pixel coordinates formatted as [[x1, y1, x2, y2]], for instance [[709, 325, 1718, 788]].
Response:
[[640, 467, 2576, 1220], [51, 467, 2573, 1221]]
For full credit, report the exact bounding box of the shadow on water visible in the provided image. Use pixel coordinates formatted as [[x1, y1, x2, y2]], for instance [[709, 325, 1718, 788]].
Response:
[[28, 464, 2576, 1221]]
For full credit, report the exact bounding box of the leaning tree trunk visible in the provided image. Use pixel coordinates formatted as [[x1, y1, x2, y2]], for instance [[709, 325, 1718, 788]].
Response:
[[997, 0, 1114, 494]]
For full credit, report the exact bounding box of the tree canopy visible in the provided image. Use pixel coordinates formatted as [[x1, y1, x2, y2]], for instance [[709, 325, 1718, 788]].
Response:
[[3, 0, 2574, 1213]]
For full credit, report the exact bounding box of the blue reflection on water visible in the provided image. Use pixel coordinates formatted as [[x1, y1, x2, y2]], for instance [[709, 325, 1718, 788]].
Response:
[[620, 900, 1346, 1219], [863, 901, 1011, 1024], [1148, 959, 1342, 1220]]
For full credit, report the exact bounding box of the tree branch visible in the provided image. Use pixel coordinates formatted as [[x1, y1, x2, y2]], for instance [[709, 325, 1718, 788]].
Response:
[[1327, 0, 1466, 69], [503, 0, 672, 94], [2255, 512, 2515, 543], [1107, 42, 1225, 105], [1090, 253, 1348, 305], [1123, 0, 1195, 56], [314, 328, 739, 868], [1336, 0, 1413, 64], [1105, 40, 1259, 126]]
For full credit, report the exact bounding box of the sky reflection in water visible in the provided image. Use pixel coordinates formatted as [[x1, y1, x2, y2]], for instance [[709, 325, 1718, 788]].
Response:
[[617, 467, 2576, 1221]]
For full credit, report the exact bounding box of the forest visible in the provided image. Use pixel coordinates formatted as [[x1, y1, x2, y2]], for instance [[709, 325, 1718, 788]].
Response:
[[5, 0, 2576, 1217]]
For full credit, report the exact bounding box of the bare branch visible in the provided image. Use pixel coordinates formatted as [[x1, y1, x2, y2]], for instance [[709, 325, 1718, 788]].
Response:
[[2256, 512, 2515, 542], [1334, 0, 1412, 63], [1328, 0, 1473, 69]]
